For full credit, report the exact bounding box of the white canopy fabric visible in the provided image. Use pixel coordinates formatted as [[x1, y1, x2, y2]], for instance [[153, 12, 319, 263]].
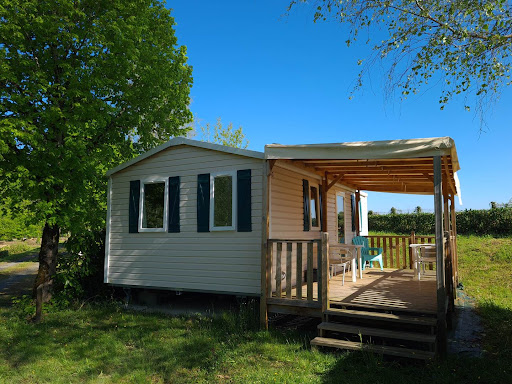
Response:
[[265, 136, 460, 173]]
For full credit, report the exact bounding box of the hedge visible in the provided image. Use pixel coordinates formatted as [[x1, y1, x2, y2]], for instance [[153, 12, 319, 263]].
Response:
[[369, 208, 512, 236]]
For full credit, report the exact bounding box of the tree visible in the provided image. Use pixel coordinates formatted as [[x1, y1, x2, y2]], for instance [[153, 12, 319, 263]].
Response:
[[414, 206, 423, 214], [200, 117, 249, 149], [0, 0, 193, 303], [289, 1, 512, 120], [390, 207, 398, 214]]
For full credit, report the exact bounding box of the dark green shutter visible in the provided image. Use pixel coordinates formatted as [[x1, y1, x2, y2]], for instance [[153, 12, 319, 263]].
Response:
[[168, 176, 180, 233], [319, 186, 324, 231], [303, 179, 310, 231], [351, 194, 356, 232], [237, 169, 252, 232], [197, 173, 210, 232], [129, 180, 140, 233]]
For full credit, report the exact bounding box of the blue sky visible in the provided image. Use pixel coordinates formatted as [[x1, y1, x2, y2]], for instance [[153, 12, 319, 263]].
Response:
[[170, 1, 512, 213]]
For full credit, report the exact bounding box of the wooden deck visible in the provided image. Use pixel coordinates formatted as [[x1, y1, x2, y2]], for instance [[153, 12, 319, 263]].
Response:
[[289, 268, 436, 314]]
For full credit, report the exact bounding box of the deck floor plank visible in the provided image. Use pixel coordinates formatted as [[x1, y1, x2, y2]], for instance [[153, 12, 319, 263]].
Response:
[[284, 268, 436, 313]]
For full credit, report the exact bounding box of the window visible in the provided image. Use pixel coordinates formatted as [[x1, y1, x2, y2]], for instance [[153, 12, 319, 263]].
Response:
[[336, 193, 345, 243], [310, 186, 319, 228], [139, 179, 168, 232], [210, 171, 236, 231]]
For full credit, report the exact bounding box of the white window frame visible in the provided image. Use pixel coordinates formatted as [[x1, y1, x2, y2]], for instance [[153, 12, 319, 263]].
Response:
[[336, 191, 345, 243], [138, 177, 169, 233], [210, 170, 237, 231], [309, 183, 320, 230]]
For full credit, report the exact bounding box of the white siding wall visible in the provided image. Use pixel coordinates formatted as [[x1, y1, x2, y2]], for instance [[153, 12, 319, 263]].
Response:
[[106, 145, 264, 295]]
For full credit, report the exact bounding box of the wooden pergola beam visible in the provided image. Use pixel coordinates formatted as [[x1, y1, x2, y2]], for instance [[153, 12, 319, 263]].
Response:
[[344, 174, 429, 180], [313, 164, 442, 170], [443, 156, 456, 195], [314, 168, 439, 174], [423, 172, 434, 183], [326, 173, 345, 191]]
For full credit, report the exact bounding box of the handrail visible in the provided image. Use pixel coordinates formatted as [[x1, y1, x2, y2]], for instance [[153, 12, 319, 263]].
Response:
[[268, 238, 321, 243]]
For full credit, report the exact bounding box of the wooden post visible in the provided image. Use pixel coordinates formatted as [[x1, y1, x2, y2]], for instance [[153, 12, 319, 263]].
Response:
[[444, 193, 454, 315], [260, 161, 270, 329], [450, 195, 459, 286], [321, 232, 329, 313], [434, 156, 447, 356]]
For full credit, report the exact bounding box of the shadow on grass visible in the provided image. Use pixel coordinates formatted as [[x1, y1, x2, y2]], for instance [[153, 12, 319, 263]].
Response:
[[0, 303, 315, 382], [477, 301, 512, 360]]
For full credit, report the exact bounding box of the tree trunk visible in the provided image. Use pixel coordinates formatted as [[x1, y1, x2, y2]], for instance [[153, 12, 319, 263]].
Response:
[[33, 223, 60, 303]]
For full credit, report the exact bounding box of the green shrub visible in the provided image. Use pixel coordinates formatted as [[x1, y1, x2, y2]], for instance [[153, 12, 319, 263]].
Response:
[[369, 207, 512, 236], [54, 229, 110, 305]]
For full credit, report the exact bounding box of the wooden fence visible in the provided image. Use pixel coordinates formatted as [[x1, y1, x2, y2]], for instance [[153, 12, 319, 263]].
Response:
[[265, 235, 329, 314], [366, 232, 435, 269]]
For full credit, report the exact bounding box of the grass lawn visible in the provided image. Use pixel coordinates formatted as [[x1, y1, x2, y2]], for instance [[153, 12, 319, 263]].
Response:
[[0, 242, 39, 263], [0, 235, 511, 383]]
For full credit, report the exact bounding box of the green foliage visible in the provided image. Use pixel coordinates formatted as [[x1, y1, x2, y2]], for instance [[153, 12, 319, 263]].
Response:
[[290, 1, 512, 119], [54, 229, 108, 304], [10, 295, 35, 319], [200, 117, 249, 149], [369, 208, 512, 236], [0, 201, 42, 240], [0, 215, 40, 241], [0, 0, 193, 237]]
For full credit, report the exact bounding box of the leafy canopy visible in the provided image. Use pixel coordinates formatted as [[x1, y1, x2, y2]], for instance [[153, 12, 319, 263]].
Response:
[[0, 0, 193, 233], [199, 117, 249, 149], [290, 1, 512, 117]]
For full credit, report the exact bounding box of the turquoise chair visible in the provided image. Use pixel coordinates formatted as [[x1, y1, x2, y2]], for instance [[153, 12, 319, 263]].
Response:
[[352, 236, 384, 271]]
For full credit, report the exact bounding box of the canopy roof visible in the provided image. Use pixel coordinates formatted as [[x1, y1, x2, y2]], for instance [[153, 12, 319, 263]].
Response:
[[265, 137, 461, 196]]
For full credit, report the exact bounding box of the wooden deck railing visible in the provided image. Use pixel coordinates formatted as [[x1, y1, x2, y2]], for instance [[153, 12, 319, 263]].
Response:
[[266, 234, 329, 312], [366, 232, 435, 269]]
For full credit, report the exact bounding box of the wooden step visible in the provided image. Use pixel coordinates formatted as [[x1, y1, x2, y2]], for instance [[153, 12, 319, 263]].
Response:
[[331, 301, 437, 316], [318, 322, 436, 343], [324, 308, 437, 326], [311, 337, 435, 360]]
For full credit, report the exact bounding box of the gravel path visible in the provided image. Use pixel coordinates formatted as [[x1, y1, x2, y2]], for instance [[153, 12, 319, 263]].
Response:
[[0, 261, 39, 305]]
